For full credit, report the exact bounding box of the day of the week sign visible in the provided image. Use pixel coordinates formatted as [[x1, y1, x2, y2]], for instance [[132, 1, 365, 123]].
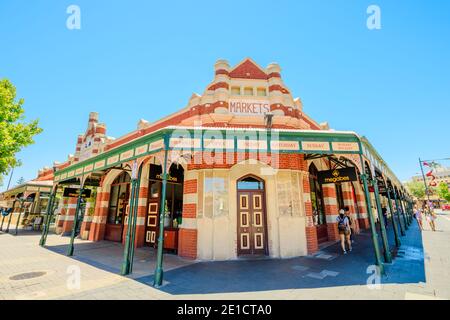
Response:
[[135, 144, 148, 156], [94, 160, 105, 170], [149, 140, 164, 151], [332, 142, 359, 152], [120, 150, 134, 161], [228, 99, 270, 116], [169, 138, 201, 149], [270, 141, 300, 151], [301, 141, 330, 151], [203, 139, 234, 149], [237, 140, 267, 150]]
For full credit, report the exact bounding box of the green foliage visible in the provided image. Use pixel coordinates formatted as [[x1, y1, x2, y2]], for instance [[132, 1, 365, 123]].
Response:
[[405, 180, 427, 199], [0, 79, 43, 176], [437, 182, 450, 202]]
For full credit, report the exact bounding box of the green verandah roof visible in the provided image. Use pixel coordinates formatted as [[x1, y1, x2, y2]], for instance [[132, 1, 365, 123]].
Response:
[[53, 126, 402, 189]]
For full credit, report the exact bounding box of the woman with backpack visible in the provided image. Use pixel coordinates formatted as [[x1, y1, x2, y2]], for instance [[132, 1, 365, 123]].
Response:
[[337, 209, 352, 254]]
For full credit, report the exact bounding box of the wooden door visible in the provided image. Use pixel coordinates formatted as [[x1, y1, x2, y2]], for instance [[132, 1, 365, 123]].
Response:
[[237, 191, 268, 256]]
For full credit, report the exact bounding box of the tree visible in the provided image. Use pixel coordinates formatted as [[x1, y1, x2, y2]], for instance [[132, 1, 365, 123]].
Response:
[[437, 182, 450, 202], [405, 180, 427, 199], [16, 177, 25, 186], [0, 79, 43, 178]]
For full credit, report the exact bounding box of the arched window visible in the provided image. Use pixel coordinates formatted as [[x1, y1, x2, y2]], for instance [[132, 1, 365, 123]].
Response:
[[237, 176, 264, 190], [107, 171, 131, 225], [309, 164, 326, 225]]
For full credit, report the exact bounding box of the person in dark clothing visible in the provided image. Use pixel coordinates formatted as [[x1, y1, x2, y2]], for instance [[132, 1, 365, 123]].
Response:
[[381, 207, 388, 228]]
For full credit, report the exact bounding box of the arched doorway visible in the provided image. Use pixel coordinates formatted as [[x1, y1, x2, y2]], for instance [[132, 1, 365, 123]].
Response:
[[105, 171, 131, 242], [236, 175, 268, 256], [308, 164, 328, 243]]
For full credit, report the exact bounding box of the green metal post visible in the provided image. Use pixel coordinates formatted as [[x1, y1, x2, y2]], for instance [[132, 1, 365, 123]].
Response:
[[393, 189, 406, 234], [14, 200, 25, 235], [5, 200, 16, 233], [129, 165, 143, 274], [154, 139, 169, 287], [372, 178, 392, 263], [40, 187, 57, 246], [399, 196, 408, 230], [359, 155, 384, 274], [66, 187, 84, 256], [120, 173, 138, 276], [386, 189, 401, 247], [0, 215, 5, 231]]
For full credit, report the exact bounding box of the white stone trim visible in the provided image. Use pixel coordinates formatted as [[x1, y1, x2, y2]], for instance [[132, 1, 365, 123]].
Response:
[[323, 197, 337, 205], [92, 216, 107, 224], [100, 201, 109, 208], [138, 198, 147, 206], [183, 193, 198, 205], [64, 216, 75, 221], [179, 217, 197, 230], [303, 193, 311, 203], [135, 217, 145, 226], [326, 215, 339, 223], [67, 204, 77, 209], [83, 215, 93, 222]]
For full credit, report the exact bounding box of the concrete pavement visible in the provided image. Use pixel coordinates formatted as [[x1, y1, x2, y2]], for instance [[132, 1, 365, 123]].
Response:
[[0, 212, 449, 300]]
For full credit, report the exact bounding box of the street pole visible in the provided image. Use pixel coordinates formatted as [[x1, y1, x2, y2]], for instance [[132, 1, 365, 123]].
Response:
[[358, 153, 384, 274], [372, 178, 392, 263], [154, 137, 169, 287], [393, 188, 406, 235], [67, 184, 84, 256], [129, 164, 143, 274], [419, 158, 432, 212], [121, 166, 138, 276], [6, 166, 14, 191], [386, 187, 401, 247]]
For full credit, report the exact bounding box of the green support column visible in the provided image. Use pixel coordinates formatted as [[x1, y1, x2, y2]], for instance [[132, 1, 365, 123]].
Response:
[[0, 215, 5, 231], [372, 178, 392, 263], [5, 200, 16, 233], [66, 186, 84, 256], [39, 188, 56, 246], [129, 165, 143, 274], [14, 200, 25, 235], [386, 189, 401, 247], [359, 165, 384, 274], [121, 172, 138, 276], [393, 190, 406, 234], [154, 140, 169, 287], [399, 197, 409, 230]]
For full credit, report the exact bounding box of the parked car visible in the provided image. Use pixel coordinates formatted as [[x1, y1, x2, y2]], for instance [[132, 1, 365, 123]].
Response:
[[442, 204, 450, 211]]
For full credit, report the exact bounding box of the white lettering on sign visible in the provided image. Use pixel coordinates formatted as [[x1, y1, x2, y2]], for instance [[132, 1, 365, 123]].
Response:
[[301, 141, 330, 151], [237, 140, 267, 150], [270, 141, 299, 151], [203, 139, 234, 149], [229, 99, 270, 116], [332, 142, 359, 152], [149, 140, 164, 152]]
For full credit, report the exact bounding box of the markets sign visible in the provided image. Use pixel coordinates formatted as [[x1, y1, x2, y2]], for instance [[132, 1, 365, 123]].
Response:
[[318, 168, 358, 185], [228, 99, 270, 116], [63, 188, 92, 198]]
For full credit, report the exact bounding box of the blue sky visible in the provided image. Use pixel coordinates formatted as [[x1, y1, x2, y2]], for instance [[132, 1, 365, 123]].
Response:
[[1, 0, 449, 190]]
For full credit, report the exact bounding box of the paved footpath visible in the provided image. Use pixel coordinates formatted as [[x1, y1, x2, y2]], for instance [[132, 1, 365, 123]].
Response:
[[0, 212, 449, 300]]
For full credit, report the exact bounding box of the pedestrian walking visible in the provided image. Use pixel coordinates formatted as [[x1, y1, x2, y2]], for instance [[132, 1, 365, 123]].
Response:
[[337, 209, 352, 254], [413, 206, 423, 231], [426, 209, 437, 232], [344, 206, 355, 243]]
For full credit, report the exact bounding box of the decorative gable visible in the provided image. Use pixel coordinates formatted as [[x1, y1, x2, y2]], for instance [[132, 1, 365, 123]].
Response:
[[229, 59, 268, 80]]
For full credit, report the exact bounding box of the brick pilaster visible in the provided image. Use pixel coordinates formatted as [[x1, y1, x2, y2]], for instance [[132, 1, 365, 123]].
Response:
[[178, 175, 198, 259], [323, 184, 339, 241], [302, 173, 318, 254]]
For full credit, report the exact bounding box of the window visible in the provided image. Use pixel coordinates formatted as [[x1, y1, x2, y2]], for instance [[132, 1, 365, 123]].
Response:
[[231, 86, 241, 95], [107, 172, 131, 225], [257, 88, 267, 96], [243, 87, 254, 96], [309, 164, 326, 225], [237, 176, 264, 190]]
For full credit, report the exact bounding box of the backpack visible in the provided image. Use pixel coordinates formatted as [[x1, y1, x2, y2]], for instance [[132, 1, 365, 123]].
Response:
[[338, 216, 348, 232]]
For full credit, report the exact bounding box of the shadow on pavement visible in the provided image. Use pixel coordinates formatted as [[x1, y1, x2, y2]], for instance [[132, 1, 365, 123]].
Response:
[[41, 219, 425, 295]]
